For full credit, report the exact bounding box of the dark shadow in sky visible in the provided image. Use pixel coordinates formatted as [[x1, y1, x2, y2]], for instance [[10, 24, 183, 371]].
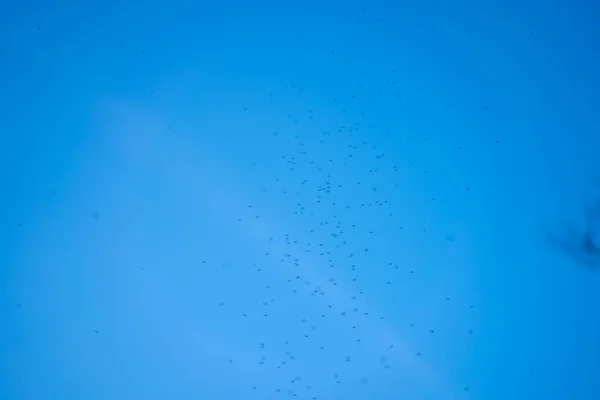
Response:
[[546, 198, 600, 271]]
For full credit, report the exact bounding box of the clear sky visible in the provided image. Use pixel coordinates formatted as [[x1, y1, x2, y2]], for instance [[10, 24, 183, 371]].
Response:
[[1, 0, 599, 399]]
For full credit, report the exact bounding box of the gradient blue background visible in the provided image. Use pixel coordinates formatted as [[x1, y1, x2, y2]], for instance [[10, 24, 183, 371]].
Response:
[[1, 1, 599, 399]]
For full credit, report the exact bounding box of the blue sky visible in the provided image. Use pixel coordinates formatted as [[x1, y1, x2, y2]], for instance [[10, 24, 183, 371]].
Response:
[[1, 0, 599, 399]]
